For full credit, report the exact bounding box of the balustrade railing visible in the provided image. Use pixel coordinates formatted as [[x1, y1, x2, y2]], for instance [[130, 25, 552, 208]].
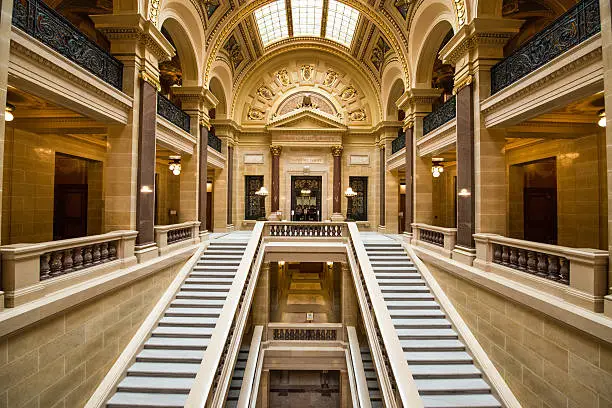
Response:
[[208, 132, 222, 153], [157, 93, 191, 133], [423, 95, 456, 135], [265, 222, 346, 238], [154, 222, 200, 255], [473, 233, 608, 311], [12, 0, 123, 90], [391, 132, 405, 154], [0, 231, 138, 307], [268, 323, 342, 341], [491, 0, 600, 94], [412, 223, 457, 258]]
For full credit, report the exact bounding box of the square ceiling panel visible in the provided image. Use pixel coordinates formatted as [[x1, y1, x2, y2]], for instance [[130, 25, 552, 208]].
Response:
[[254, 0, 290, 46]]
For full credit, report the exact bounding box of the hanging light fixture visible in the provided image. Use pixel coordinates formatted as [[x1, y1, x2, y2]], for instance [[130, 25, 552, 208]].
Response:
[[598, 110, 606, 128], [431, 159, 444, 178], [169, 156, 181, 176], [5, 104, 15, 122], [255, 186, 269, 196], [344, 187, 357, 197]]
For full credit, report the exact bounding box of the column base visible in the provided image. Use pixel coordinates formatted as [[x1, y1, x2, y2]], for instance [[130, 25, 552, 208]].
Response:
[[377, 225, 386, 233], [134, 242, 158, 263], [402, 231, 413, 244], [331, 213, 344, 222], [604, 295, 612, 318], [199, 230, 210, 242], [226, 224, 235, 232], [452, 245, 476, 266]]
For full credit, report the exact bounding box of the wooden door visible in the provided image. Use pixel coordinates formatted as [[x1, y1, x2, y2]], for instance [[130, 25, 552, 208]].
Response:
[[524, 188, 557, 245], [53, 185, 88, 240]]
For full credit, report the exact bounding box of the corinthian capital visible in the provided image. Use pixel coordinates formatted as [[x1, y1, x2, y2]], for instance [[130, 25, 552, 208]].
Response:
[[331, 146, 343, 157]]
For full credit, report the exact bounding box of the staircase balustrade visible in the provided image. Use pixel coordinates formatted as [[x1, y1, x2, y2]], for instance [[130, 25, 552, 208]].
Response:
[[265, 222, 347, 238], [154, 221, 200, 255], [0, 231, 137, 307], [411, 223, 457, 258], [474, 233, 608, 311], [268, 323, 342, 341]]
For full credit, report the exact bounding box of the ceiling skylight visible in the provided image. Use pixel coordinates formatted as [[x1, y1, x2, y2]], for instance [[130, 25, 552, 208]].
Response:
[[252, 0, 360, 48], [292, 0, 324, 37], [254, 0, 289, 46], [325, 0, 359, 47]]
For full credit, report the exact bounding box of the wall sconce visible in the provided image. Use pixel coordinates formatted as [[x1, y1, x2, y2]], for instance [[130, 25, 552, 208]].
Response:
[[206, 181, 213, 193], [399, 184, 406, 194], [169, 156, 181, 176], [5, 104, 15, 122], [255, 186, 269, 197], [431, 159, 444, 178], [327, 261, 333, 267], [140, 185, 153, 193], [278, 261, 285, 267], [344, 187, 357, 197], [458, 188, 471, 197], [599, 110, 606, 128]]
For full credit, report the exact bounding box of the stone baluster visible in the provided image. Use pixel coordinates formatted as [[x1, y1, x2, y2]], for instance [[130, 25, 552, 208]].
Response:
[[73, 247, 83, 269], [50, 252, 63, 277], [493, 245, 502, 263], [509, 248, 518, 267], [62, 249, 74, 273], [501, 246, 510, 265], [547, 255, 560, 281], [559, 258, 570, 284], [527, 251, 537, 274], [536, 253, 548, 277], [92, 244, 101, 264], [517, 249, 527, 271], [40, 253, 51, 280]]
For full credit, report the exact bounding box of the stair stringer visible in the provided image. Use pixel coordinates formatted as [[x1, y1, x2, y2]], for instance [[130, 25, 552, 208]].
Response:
[[401, 242, 521, 408], [85, 242, 209, 408]]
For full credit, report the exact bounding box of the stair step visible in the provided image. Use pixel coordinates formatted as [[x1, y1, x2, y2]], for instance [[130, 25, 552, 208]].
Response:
[[400, 339, 464, 351], [180, 284, 232, 292], [193, 265, 238, 271], [377, 279, 426, 286], [190, 271, 236, 278], [383, 292, 435, 301], [145, 337, 210, 350], [136, 349, 204, 363], [185, 277, 235, 284], [107, 392, 187, 407], [159, 316, 218, 327], [381, 286, 431, 293], [404, 351, 473, 364], [374, 272, 421, 279], [396, 328, 457, 339], [421, 394, 501, 408], [165, 307, 222, 317], [176, 291, 228, 300], [117, 376, 194, 393], [372, 267, 418, 272], [171, 298, 225, 307], [409, 364, 482, 379], [389, 309, 445, 318], [385, 301, 440, 309], [152, 326, 214, 338], [127, 362, 200, 377]]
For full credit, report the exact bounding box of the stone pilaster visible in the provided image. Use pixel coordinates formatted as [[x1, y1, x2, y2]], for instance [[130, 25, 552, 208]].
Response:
[[331, 145, 344, 221], [227, 143, 234, 228], [270, 145, 282, 220], [404, 125, 414, 237], [379, 145, 386, 229]]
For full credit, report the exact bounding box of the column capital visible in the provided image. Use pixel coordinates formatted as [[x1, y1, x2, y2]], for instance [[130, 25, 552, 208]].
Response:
[[398, 88, 442, 116], [270, 145, 283, 156], [331, 145, 344, 157], [173, 86, 219, 128]]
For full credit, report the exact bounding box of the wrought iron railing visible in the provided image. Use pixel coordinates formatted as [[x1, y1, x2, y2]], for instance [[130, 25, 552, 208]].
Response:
[[391, 131, 405, 154], [423, 95, 456, 135], [208, 132, 222, 152], [12, 0, 123, 90], [157, 93, 191, 133], [491, 0, 600, 94]]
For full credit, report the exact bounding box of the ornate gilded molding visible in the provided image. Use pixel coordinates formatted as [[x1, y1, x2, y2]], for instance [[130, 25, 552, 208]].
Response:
[[140, 69, 162, 91], [270, 145, 282, 156], [453, 74, 473, 94], [331, 145, 344, 156]]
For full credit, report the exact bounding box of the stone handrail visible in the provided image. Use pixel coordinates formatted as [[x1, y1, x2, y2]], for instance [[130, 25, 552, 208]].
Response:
[[264, 222, 347, 238], [154, 221, 200, 255], [474, 233, 609, 312], [186, 222, 266, 407], [236, 325, 263, 408], [268, 322, 343, 342], [346, 223, 424, 408], [412, 223, 457, 258], [347, 326, 373, 408], [0, 230, 137, 307]]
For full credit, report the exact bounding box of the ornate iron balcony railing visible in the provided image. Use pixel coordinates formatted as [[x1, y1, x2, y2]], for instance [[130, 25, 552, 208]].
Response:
[[208, 132, 222, 152], [157, 93, 191, 133], [391, 131, 405, 154], [12, 0, 123, 90], [491, 0, 600, 94], [423, 95, 456, 135]]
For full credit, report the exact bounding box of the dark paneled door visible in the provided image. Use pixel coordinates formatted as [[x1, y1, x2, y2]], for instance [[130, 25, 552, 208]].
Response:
[[53, 185, 88, 240], [524, 188, 557, 245], [291, 176, 322, 221]]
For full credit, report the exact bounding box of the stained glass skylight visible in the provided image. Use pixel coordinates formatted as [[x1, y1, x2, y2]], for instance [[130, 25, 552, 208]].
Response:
[[325, 0, 359, 47], [292, 0, 324, 37], [254, 0, 289, 46]]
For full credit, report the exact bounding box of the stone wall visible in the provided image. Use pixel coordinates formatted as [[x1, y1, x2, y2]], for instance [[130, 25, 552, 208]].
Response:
[[428, 263, 612, 408], [155, 161, 181, 226], [0, 263, 181, 408]]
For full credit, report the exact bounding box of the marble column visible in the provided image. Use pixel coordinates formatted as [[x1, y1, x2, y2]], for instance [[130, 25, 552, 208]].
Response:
[[404, 126, 414, 237], [199, 125, 208, 233], [379, 146, 386, 228], [455, 84, 476, 257], [134, 79, 158, 260], [331, 146, 344, 221], [270, 145, 282, 220], [227, 144, 234, 227]]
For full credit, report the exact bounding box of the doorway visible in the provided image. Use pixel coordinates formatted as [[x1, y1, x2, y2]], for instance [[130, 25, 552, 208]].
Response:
[[269, 370, 340, 408], [291, 176, 322, 221]]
